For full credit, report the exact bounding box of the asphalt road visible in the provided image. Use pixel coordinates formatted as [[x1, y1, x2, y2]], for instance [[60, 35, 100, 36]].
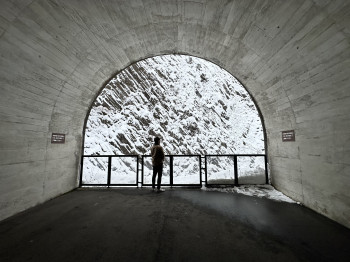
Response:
[[0, 188, 349, 262]]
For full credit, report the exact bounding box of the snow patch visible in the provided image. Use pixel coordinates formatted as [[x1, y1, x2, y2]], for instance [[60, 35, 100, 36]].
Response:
[[203, 185, 296, 203]]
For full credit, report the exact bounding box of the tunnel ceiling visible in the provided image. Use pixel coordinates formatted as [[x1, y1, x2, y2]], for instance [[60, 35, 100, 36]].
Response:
[[0, 0, 349, 228], [1, 0, 348, 133]]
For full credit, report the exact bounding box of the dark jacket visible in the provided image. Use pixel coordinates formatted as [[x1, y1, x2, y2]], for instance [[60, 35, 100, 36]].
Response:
[[151, 145, 165, 166]]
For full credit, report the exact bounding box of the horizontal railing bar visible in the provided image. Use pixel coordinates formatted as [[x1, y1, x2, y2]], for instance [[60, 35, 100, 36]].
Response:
[[109, 184, 138, 186], [80, 184, 110, 186], [82, 154, 266, 157], [142, 155, 202, 157], [205, 154, 266, 157], [206, 183, 236, 185], [171, 184, 201, 186], [82, 155, 139, 157], [141, 184, 172, 186], [81, 183, 137, 186], [141, 184, 201, 187]]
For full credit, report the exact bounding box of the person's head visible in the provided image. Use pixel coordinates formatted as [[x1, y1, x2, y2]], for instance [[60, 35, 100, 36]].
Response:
[[154, 136, 160, 145]]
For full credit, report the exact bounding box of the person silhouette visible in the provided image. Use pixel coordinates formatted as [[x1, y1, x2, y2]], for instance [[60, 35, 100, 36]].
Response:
[[151, 136, 165, 192]]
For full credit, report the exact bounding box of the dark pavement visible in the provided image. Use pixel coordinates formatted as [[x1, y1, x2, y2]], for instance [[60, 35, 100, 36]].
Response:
[[0, 188, 349, 262]]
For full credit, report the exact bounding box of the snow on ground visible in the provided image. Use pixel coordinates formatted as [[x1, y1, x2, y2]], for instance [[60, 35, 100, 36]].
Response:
[[203, 185, 297, 203]]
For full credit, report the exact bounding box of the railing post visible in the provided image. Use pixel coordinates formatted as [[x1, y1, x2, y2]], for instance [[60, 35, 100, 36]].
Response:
[[204, 155, 208, 187], [199, 155, 202, 186], [170, 155, 173, 188], [107, 156, 112, 187], [79, 156, 84, 187], [234, 155, 239, 186], [141, 155, 144, 186], [264, 155, 269, 184], [136, 155, 140, 188]]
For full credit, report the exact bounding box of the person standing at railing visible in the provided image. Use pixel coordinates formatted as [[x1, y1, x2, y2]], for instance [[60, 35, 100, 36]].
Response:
[[151, 136, 165, 192]]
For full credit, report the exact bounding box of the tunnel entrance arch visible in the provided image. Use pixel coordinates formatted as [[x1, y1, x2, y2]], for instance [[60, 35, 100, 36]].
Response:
[[80, 54, 268, 187]]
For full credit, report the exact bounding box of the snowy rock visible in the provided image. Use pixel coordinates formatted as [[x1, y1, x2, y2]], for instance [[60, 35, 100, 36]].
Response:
[[84, 55, 264, 156], [82, 55, 266, 185]]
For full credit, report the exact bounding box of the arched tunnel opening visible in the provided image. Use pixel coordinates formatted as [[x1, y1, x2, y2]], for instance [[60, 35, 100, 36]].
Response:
[[80, 54, 268, 188], [1, 1, 350, 261]]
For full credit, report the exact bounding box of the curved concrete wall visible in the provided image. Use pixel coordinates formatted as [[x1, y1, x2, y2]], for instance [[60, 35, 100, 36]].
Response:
[[0, 0, 349, 227]]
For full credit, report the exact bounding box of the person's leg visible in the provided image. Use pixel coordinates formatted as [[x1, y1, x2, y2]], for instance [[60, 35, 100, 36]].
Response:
[[157, 165, 163, 190], [152, 166, 157, 189]]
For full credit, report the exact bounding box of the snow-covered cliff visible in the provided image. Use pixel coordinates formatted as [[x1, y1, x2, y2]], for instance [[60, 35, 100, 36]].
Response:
[[84, 55, 264, 156], [82, 55, 266, 185]]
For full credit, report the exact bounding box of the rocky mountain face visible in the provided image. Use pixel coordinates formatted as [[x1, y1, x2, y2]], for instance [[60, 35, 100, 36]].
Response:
[[84, 55, 264, 156]]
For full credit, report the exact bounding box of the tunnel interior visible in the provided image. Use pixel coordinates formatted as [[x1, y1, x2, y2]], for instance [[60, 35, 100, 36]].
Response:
[[0, 0, 349, 230]]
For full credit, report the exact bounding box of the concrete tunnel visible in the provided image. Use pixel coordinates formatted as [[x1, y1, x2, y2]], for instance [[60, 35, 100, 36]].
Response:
[[0, 0, 349, 234]]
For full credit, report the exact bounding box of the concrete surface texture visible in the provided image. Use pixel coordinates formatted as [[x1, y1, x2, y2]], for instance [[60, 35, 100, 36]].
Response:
[[1, 189, 350, 262], [0, 0, 349, 228]]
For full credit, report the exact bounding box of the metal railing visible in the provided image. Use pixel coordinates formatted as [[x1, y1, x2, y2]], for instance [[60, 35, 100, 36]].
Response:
[[205, 154, 268, 186], [80, 154, 268, 187], [141, 155, 202, 187], [80, 155, 139, 187]]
